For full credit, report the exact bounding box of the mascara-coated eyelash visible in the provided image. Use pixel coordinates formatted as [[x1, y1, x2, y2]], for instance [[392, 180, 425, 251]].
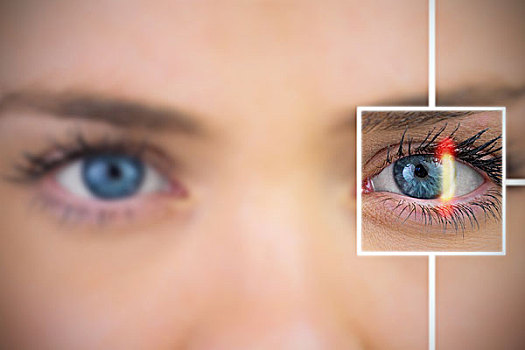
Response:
[[371, 188, 502, 234], [379, 123, 502, 185]]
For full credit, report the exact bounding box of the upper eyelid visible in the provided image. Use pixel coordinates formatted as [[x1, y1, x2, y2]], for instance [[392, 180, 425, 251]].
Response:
[[363, 142, 433, 179], [7, 134, 177, 184], [366, 124, 502, 159], [363, 136, 502, 181]]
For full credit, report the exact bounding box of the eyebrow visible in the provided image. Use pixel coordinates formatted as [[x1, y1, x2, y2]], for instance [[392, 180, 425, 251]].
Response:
[[0, 91, 205, 135]]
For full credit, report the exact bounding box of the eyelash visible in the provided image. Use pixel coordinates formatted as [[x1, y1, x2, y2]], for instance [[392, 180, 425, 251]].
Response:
[[381, 123, 502, 185], [8, 133, 165, 184], [373, 189, 502, 234], [366, 123, 503, 233]]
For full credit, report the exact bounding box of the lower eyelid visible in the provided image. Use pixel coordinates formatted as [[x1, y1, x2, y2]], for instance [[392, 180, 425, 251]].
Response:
[[362, 181, 501, 233], [367, 180, 494, 205], [31, 165, 189, 227]]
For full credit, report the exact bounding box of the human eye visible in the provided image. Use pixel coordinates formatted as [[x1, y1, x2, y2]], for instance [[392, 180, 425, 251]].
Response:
[[361, 116, 503, 240], [6, 132, 187, 226], [371, 153, 485, 199], [57, 154, 166, 200]]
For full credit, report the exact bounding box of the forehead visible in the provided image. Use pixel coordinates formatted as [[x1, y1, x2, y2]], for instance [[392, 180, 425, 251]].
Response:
[[437, 0, 525, 91], [0, 0, 427, 124]]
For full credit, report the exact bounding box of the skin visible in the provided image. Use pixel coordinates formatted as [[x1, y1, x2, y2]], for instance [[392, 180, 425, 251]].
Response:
[[0, 0, 523, 349]]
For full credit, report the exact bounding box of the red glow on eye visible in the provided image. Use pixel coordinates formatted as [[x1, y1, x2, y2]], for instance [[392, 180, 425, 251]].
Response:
[[437, 204, 454, 218], [362, 178, 374, 194], [434, 137, 456, 159]]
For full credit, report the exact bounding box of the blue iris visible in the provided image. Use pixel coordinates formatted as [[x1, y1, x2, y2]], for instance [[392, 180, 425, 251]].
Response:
[[82, 155, 145, 199], [393, 155, 442, 199]]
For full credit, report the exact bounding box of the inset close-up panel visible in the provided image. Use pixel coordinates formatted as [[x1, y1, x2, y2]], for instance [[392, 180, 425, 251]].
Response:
[[358, 108, 504, 253]]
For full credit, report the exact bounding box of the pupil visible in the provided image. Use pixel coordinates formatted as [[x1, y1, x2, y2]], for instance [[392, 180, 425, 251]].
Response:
[[108, 163, 122, 180], [414, 164, 428, 178]]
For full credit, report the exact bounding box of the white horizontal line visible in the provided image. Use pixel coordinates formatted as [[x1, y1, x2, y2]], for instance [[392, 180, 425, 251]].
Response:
[[357, 106, 505, 112], [507, 179, 525, 186], [358, 251, 505, 256]]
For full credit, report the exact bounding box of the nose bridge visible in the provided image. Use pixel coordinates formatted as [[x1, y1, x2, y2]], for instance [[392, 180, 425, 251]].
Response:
[[216, 118, 342, 305], [234, 180, 315, 297], [190, 118, 361, 346], [216, 168, 344, 319]]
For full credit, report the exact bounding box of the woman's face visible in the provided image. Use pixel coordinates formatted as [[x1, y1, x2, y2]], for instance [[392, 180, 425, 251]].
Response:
[[0, 1, 524, 349]]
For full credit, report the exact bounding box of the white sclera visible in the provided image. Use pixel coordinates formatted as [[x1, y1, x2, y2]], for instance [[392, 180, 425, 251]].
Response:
[[453, 161, 484, 196]]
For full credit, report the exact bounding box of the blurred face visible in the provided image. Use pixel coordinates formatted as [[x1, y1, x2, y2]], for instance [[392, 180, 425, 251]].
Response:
[[0, 1, 523, 349]]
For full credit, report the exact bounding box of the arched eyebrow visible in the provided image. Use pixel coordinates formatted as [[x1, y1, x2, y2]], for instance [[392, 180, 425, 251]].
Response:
[[0, 90, 206, 136]]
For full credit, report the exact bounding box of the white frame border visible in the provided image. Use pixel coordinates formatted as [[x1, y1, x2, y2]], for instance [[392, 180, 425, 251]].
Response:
[[356, 106, 506, 256]]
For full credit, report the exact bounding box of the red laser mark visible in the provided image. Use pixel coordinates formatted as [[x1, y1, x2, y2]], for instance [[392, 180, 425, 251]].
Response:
[[437, 204, 454, 218], [434, 137, 456, 159]]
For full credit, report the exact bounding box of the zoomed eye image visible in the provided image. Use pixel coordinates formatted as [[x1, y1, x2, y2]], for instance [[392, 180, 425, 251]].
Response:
[[359, 109, 504, 253]]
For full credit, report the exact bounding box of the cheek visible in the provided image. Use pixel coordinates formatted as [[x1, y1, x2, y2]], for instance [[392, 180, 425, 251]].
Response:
[[0, 233, 203, 348]]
